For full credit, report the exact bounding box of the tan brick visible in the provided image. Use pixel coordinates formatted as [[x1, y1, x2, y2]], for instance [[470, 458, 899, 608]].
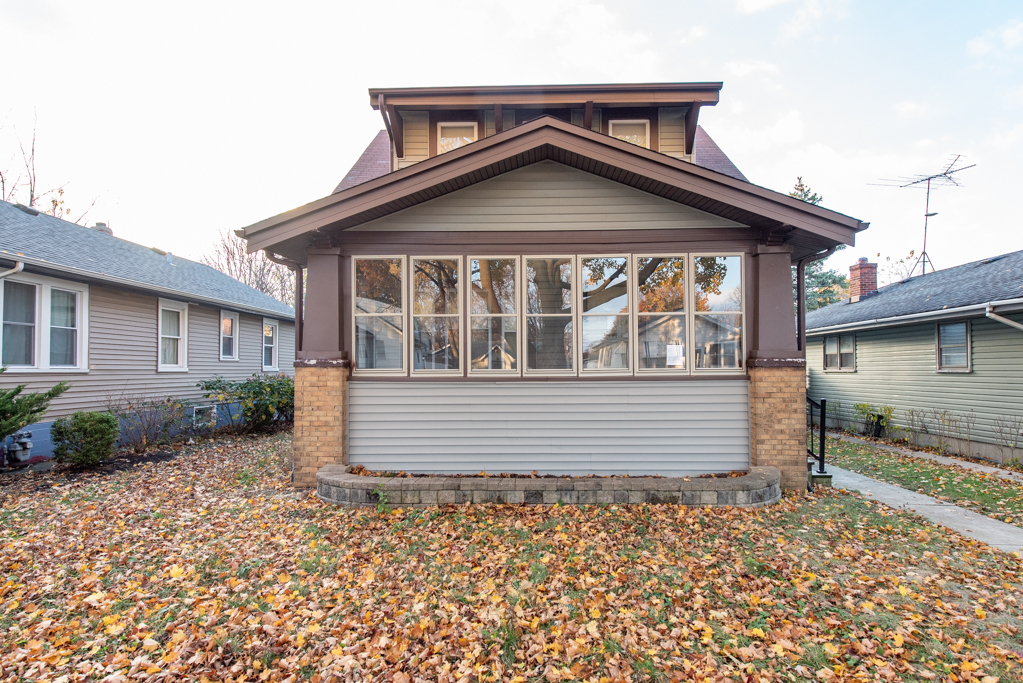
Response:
[[749, 365, 806, 492], [292, 365, 348, 488]]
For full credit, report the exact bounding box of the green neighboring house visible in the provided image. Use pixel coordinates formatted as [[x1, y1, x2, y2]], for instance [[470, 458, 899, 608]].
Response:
[[805, 251, 1023, 462]]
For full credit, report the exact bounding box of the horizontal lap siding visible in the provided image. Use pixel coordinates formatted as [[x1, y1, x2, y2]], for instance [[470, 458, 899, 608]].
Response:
[[348, 380, 750, 476], [398, 112, 429, 169], [658, 107, 687, 159]]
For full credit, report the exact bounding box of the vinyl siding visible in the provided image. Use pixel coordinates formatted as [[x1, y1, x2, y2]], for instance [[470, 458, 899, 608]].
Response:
[[348, 160, 746, 232], [397, 111, 429, 169], [348, 380, 750, 476], [484, 110, 516, 137], [807, 314, 1023, 450], [658, 107, 688, 159], [0, 283, 295, 419]]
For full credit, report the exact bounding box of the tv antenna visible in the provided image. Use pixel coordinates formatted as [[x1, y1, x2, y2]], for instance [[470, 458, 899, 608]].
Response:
[[872, 155, 975, 277]]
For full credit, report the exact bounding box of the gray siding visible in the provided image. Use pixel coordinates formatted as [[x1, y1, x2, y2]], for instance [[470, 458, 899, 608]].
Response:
[[348, 380, 750, 476], [349, 160, 746, 232], [0, 283, 295, 419], [658, 107, 688, 159], [807, 314, 1023, 454], [397, 111, 429, 169]]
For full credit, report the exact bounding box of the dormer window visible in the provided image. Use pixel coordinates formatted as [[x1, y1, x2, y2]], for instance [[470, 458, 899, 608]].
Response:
[[609, 120, 650, 148], [437, 123, 477, 154]]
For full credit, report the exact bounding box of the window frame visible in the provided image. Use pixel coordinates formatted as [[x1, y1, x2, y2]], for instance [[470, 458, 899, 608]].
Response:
[[691, 252, 746, 374], [262, 318, 280, 372], [522, 255, 578, 377], [609, 119, 651, 149], [157, 298, 189, 373], [822, 334, 856, 372], [0, 272, 89, 373], [410, 256, 463, 376], [633, 254, 691, 375], [352, 255, 407, 376], [436, 122, 479, 155], [467, 256, 521, 377], [579, 254, 632, 375], [936, 321, 971, 373], [219, 310, 240, 362]]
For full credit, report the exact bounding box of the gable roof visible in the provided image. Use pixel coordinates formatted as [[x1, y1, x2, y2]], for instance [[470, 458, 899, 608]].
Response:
[[0, 200, 294, 319], [806, 250, 1023, 332], [244, 116, 867, 263], [332, 124, 746, 194]]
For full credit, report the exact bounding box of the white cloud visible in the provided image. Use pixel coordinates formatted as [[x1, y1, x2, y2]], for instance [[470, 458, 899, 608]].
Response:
[[895, 101, 928, 119], [967, 19, 1023, 56], [678, 25, 707, 44], [713, 110, 805, 155], [736, 0, 796, 14], [725, 60, 779, 77]]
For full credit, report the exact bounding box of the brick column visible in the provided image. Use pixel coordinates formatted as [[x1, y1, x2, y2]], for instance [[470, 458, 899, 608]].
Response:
[[748, 361, 806, 491], [293, 359, 349, 488]]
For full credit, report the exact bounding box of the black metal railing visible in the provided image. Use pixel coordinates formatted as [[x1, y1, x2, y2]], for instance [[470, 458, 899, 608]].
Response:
[[806, 397, 827, 488]]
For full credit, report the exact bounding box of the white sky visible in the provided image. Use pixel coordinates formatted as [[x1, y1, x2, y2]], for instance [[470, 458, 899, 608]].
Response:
[[2, 0, 1021, 279]]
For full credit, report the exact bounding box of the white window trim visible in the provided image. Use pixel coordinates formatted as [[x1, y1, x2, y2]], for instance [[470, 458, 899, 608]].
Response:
[[823, 333, 856, 372], [436, 121, 479, 154], [157, 298, 189, 372], [691, 252, 746, 374], [220, 310, 240, 361], [609, 119, 651, 149], [936, 321, 971, 373], [0, 272, 89, 373], [353, 255, 407, 376], [579, 254, 632, 375], [467, 256, 521, 377], [523, 255, 578, 377], [410, 256, 463, 376], [262, 318, 280, 372], [633, 254, 690, 376]]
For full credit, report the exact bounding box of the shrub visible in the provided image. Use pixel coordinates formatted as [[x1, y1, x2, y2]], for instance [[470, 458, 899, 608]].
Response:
[[0, 369, 69, 443], [198, 373, 295, 432], [105, 393, 191, 453], [51, 411, 120, 467]]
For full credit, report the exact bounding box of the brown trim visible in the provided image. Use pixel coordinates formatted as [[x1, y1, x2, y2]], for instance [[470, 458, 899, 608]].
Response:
[[684, 103, 701, 155], [347, 373, 749, 382], [494, 103, 503, 134], [386, 103, 403, 158], [583, 101, 593, 130]]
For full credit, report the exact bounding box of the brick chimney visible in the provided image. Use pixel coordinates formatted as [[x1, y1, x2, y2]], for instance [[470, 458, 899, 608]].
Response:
[[848, 257, 877, 302]]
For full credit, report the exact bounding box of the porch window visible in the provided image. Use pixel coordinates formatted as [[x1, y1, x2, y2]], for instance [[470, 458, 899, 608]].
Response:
[[636, 256, 686, 370], [262, 319, 279, 371], [937, 322, 970, 372], [470, 258, 518, 372], [438, 122, 478, 154], [412, 258, 461, 373], [609, 120, 650, 148], [525, 258, 574, 372], [158, 299, 188, 372], [354, 257, 405, 372], [220, 311, 239, 361], [2, 280, 36, 367], [581, 256, 629, 371], [693, 255, 743, 370], [823, 334, 855, 371]]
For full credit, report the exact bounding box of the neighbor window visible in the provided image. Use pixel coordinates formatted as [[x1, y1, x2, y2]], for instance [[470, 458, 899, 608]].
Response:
[[581, 256, 629, 371], [412, 258, 461, 372], [438, 122, 478, 154], [937, 322, 970, 371], [2, 280, 36, 367], [262, 319, 279, 371], [354, 257, 405, 373], [823, 334, 855, 371], [470, 258, 518, 372], [693, 255, 743, 370], [636, 256, 686, 370], [49, 289, 78, 367], [220, 311, 239, 361], [158, 299, 188, 371], [525, 258, 574, 372], [609, 120, 650, 148], [1, 274, 89, 372]]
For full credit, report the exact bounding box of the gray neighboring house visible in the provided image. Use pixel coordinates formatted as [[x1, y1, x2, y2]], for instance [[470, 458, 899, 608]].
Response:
[[0, 200, 296, 458], [806, 251, 1023, 461]]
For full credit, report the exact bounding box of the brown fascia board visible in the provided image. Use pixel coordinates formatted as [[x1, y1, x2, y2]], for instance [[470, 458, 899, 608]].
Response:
[[368, 82, 723, 109], [241, 116, 866, 254]]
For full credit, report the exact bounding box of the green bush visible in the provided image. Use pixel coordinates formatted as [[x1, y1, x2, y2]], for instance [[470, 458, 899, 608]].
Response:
[[198, 373, 294, 432], [51, 411, 120, 467]]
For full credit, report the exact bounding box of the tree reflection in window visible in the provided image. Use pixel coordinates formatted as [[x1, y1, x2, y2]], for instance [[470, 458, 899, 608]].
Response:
[[693, 256, 742, 369], [354, 258, 404, 371], [413, 259, 460, 371], [581, 257, 629, 370], [636, 257, 686, 369], [470, 258, 517, 371], [526, 258, 573, 371]]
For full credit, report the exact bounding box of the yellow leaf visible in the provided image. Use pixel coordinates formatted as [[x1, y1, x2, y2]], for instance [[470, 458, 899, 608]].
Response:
[[278, 572, 291, 584], [899, 586, 908, 597], [975, 607, 987, 620], [823, 643, 840, 656], [307, 623, 321, 634], [142, 638, 159, 652], [894, 634, 904, 648], [169, 565, 185, 579], [770, 643, 786, 657], [749, 627, 766, 639], [860, 601, 874, 611], [296, 633, 305, 647], [145, 666, 161, 674], [589, 607, 601, 619]]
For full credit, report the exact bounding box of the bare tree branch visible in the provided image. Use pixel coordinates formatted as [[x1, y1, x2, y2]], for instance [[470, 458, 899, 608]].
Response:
[[201, 229, 296, 306]]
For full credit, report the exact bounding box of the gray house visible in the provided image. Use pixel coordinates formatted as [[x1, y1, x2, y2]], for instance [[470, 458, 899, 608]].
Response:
[[806, 251, 1023, 461], [0, 200, 296, 458]]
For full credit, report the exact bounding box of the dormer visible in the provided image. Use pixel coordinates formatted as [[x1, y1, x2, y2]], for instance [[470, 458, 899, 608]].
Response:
[[369, 82, 722, 171]]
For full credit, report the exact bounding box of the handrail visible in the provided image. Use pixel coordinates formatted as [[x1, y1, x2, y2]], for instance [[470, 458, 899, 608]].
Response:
[[806, 396, 827, 489]]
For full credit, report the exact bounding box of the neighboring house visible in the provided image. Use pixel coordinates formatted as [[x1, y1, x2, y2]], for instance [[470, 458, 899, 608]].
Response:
[[806, 252, 1023, 461], [0, 200, 296, 458], [240, 82, 869, 490]]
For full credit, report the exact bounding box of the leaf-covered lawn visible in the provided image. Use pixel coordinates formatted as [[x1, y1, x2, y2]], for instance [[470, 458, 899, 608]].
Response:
[[827, 439, 1023, 529], [2, 433, 1022, 683]]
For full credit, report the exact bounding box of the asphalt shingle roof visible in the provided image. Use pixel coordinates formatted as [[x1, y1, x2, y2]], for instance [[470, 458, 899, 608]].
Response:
[[0, 200, 294, 319], [806, 250, 1023, 331]]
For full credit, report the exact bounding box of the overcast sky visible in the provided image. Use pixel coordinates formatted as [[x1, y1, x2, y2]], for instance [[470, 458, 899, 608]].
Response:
[[2, 0, 1020, 279]]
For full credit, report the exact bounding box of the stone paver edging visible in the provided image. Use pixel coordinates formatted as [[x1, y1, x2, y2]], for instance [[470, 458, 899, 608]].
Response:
[[317, 466, 781, 508]]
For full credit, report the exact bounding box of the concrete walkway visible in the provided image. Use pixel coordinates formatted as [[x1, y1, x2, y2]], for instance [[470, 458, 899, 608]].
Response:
[[830, 466, 1023, 554]]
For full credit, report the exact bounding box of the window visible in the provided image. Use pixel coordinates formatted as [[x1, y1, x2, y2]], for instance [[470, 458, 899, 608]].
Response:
[[693, 255, 743, 370], [937, 322, 970, 372], [636, 256, 686, 371], [525, 258, 574, 372], [470, 258, 518, 372], [609, 120, 650, 148], [354, 257, 404, 373], [581, 256, 629, 371], [823, 334, 855, 371], [412, 258, 461, 372], [262, 319, 279, 371], [220, 311, 239, 361], [438, 122, 478, 154], [0, 274, 88, 372], [158, 299, 188, 371]]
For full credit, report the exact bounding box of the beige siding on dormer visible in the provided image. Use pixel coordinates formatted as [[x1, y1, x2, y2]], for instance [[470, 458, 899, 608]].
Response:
[[658, 107, 688, 159], [397, 111, 429, 169], [484, 110, 516, 137]]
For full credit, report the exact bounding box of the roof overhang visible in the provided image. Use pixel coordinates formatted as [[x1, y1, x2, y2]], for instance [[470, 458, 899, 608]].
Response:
[[806, 297, 1023, 336], [242, 116, 867, 263]]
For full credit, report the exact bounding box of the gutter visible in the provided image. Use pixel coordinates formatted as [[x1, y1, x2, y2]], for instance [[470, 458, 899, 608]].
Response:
[[987, 304, 1023, 332], [795, 247, 837, 352], [0, 261, 25, 280], [807, 296, 1023, 336]]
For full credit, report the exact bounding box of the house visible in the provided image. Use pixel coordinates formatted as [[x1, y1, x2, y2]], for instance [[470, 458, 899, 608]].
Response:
[[806, 252, 1023, 461], [0, 200, 296, 458], [240, 82, 869, 490]]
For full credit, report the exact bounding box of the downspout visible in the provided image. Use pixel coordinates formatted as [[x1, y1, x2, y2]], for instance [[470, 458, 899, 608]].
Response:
[[0, 261, 25, 280], [264, 251, 303, 353], [795, 247, 837, 352], [986, 304, 1023, 332]]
